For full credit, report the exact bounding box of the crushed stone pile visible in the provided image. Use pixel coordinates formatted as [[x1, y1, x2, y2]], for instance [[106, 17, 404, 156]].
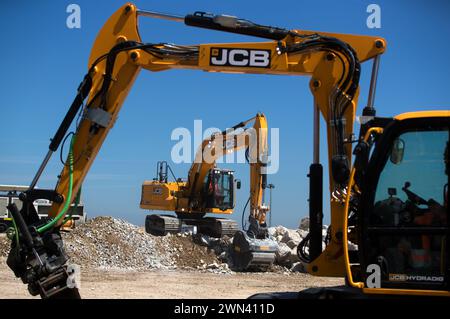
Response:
[[186, 217, 323, 273], [268, 221, 325, 272], [153, 232, 231, 274], [0, 217, 231, 273], [63, 216, 172, 270], [63, 216, 230, 273], [0, 216, 333, 274]]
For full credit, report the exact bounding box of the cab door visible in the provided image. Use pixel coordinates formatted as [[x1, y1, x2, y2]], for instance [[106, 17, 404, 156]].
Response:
[[360, 117, 449, 291], [203, 169, 234, 211]]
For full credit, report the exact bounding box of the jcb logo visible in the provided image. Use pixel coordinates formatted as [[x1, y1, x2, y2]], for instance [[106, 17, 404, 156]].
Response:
[[210, 48, 271, 68]]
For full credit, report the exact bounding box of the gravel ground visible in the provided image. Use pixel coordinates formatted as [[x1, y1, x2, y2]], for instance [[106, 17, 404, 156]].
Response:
[[0, 257, 344, 299]]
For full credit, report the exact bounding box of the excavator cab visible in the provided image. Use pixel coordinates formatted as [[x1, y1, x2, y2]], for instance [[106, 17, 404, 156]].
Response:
[[203, 169, 235, 211], [358, 115, 449, 293]]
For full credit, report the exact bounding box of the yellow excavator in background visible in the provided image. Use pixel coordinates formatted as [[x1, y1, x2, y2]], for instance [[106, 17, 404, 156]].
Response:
[[141, 161, 239, 237], [140, 113, 278, 270], [5, 3, 448, 299], [139, 114, 261, 237]]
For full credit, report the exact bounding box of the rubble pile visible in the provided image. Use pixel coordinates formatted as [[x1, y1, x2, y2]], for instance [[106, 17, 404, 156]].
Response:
[[268, 217, 332, 272], [64, 217, 232, 273], [268, 225, 314, 272], [156, 233, 232, 274], [63, 216, 174, 270], [185, 218, 321, 273], [0, 216, 329, 275]]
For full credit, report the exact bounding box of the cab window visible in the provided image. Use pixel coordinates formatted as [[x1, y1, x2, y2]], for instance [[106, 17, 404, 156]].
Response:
[[368, 128, 448, 287]]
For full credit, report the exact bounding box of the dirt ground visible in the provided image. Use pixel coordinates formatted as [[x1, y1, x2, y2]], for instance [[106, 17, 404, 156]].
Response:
[[0, 257, 343, 299]]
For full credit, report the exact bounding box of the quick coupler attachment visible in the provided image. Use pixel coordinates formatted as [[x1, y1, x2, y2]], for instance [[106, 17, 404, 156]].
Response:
[[6, 203, 80, 299]]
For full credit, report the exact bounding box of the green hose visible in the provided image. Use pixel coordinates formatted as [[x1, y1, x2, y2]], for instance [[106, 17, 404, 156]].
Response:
[[11, 218, 19, 245], [62, 187, 81, 225], [6, 217, 20, 249], [37, 135, 75, 233]]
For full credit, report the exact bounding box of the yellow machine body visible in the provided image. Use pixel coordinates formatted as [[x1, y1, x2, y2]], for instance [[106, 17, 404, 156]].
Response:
[[22, 3, 446, 298], [140, 181, 182, 212], [140, 180, 233, 214]]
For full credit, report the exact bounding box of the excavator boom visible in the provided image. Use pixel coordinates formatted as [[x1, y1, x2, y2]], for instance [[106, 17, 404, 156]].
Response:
[[6, 3, 399, 298], [47, 3, 384, 229]]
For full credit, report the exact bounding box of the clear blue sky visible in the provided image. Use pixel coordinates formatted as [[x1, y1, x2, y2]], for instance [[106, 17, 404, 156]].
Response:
[[0, 0, 449, 228]]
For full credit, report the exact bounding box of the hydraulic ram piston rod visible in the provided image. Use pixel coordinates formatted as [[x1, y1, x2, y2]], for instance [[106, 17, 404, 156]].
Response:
[[136, 10, 184, 22]]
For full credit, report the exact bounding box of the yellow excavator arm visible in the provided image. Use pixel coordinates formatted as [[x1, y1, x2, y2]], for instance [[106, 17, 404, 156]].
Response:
[[50, 3, 384, 235], [7, 2, 387, 298], [50, 3, 383, 277], [184, 113, 268, 210]]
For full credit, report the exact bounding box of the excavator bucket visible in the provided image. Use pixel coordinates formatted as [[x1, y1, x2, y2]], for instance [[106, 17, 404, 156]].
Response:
[[231, 231, 278, 271]]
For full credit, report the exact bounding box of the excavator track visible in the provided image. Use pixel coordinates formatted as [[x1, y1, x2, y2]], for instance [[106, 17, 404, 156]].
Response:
[[145, 215, 238, 238], [145, 214, 182, 236], [184, 217, 239, 238]]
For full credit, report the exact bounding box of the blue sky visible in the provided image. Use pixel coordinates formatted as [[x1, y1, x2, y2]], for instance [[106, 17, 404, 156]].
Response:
[[0, 0, 449, 227]]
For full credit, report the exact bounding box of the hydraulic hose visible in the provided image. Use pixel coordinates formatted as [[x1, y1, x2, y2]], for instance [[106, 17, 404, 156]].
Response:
[[62, 187, 81, 225], [37, 135, 75, 233], [6, 216, 21, 252], [12, 219, 19, 244], [241, 197, 251, 231]]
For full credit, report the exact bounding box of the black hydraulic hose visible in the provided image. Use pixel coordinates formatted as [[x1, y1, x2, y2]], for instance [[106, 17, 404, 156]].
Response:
[[167, 164, 181, 187], [286, 37, 359, 97], [87, 41, 199, 112], [285, 35, 361, 158], [7, 203, 34, 249], [48, 74, 92, 152], [285, 36, 360, 106], [47, 41, 142, 154], [97, 41, 141, 109], [241, 196, 251, 231], [297, 232, 311, 263]]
